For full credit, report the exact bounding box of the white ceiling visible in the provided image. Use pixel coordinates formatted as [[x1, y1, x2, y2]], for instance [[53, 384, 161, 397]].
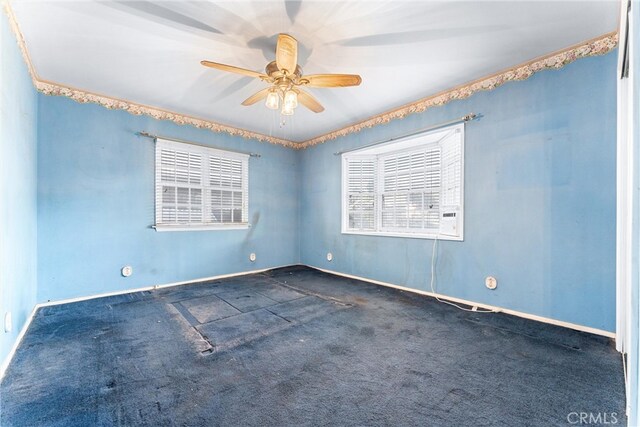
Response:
[[12, 0, 619, 142]]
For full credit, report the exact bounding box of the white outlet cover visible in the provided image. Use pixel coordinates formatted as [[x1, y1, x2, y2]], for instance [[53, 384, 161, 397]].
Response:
[[121, 266, 133, 277], [327, 252, 333, 261], [485, 276, 497, 290], [4, 312, 12, 333], [249, 253, 256, 262]]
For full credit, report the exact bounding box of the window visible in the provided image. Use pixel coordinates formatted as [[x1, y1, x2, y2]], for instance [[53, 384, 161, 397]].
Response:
[[155, 138, 249, 231], [342, 124, 464, 240]]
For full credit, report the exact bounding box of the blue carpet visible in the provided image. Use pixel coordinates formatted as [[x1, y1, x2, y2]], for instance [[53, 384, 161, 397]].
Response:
[[0, 266, 626, 426]]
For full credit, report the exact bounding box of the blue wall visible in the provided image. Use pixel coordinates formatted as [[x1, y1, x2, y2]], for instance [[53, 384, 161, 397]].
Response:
[[299, 52, 617, 332], [37, 96, 299, 302], [0, 13, 38, 367]]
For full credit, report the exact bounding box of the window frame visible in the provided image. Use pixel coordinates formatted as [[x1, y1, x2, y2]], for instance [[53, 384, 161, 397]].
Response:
[[154, 138, 249, 232], [341, 124, 464, 241]]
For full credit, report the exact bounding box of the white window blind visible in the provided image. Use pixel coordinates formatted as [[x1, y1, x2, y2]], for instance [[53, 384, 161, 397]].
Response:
[[342, 124, 464, 240], [346, 158, 377, 231], [441, 132, 462, 208], [380, 147, 441, 232], [155, 139, 249, 231]]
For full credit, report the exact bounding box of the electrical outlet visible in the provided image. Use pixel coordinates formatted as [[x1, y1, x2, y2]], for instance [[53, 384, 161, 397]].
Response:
[[327, 252, 333, 261], [485, 276, 497, 290], [249, 253, 256, 262]]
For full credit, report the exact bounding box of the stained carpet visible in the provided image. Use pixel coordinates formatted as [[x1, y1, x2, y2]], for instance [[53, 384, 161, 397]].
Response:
[[0, 266, 626, 426]]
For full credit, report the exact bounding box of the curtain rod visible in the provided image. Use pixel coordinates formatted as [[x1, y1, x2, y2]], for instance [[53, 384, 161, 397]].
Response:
[[137, 132, 261, 158], [333, 113, 479, 156]]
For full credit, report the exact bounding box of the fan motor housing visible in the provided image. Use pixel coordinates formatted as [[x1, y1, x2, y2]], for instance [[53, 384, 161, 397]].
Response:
[[265, 61, 303, 80]]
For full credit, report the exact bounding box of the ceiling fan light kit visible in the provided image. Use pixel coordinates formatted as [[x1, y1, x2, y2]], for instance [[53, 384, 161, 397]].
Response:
[[281, 105, 295, 116], [201, 33, 362, 116], [263, 86, 298, 115], [265, 90, 280, 110], [284, 90, 298, 109]]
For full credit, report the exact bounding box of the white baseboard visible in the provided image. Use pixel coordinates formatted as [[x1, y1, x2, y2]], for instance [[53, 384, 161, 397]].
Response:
[[37, 264, 298, 308], [0, 305, 38, 381], [308, 265, 616, 339], [1, 263, 615, 381]]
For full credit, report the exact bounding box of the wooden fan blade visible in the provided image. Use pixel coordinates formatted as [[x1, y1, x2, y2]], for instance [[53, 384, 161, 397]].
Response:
[[201, 60, 267, 79], [296, 89, 324, 113], [302, 74, 362, 88], [241, 87, 272, 106], [276, 34, 298, 74]]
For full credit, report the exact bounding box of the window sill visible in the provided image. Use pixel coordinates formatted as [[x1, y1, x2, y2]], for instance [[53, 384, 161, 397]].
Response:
[[341, 230, 463, 241], [153, 223, 250, 232]]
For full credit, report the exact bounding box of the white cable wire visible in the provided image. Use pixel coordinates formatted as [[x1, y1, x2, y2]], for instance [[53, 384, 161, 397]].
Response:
[[429, 235, 495, 313]]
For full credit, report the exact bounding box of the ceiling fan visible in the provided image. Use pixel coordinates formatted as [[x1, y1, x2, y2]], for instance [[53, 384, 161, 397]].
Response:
[[201, 34, 362, 115]]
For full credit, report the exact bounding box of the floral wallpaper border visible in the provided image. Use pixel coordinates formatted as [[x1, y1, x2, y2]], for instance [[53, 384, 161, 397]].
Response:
[[298, 31, 619, 149]]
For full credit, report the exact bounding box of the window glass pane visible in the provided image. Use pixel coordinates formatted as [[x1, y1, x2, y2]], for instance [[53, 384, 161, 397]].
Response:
[[191, 188, 202, 205], [177, 206, 190, 223], [349, 212, 363, 230], [425, 191, 439, 210], [191, 208, 202, 223], [343, 125, 462, 238], [233, 192, 243, 207], [161, 169, 175, 182], [162, 207, 176, 223], [211, 189, 221, 205], [408, 214, 423, 229], [361, 211, 374, 230], [381, 211, 394, 228], [162, 186, 176, 204], [221, 190, 233, 207], [382, 194, 394, 210], [232, 208, 243, 223], [348, 192, 375, 231], [426, 210, 439, 229], [177, 187, 189, 204], [211, 208, 222, 223], [408, 192, 423, 209]]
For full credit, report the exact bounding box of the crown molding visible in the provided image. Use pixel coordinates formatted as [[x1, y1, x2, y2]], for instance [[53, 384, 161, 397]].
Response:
[[3, 0, 618, 151], [299, 31, 619, 149]]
